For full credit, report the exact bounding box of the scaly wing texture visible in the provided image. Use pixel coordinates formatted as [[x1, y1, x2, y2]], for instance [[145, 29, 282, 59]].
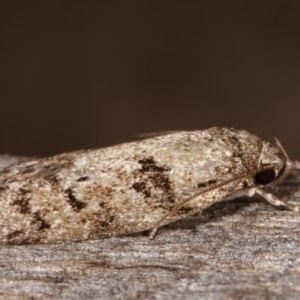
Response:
[[0, 128, 264, 244]]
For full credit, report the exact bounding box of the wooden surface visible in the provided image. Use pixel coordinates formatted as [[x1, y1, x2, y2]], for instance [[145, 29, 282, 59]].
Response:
[[0, 155, 300, 299]]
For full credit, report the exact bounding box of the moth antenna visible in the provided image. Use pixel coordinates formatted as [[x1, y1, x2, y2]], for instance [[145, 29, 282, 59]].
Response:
[[274, 137, 292, 180]]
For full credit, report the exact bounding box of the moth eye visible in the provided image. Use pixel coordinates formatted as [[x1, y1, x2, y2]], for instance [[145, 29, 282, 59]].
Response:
[[254, 169, 276, 185]]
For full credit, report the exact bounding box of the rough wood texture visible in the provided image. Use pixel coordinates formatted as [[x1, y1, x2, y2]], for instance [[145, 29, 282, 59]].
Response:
[[0, 155, 300, 299]]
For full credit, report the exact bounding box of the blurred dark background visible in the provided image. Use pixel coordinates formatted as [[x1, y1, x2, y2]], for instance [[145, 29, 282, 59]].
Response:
[[1, 2, 300, 158]]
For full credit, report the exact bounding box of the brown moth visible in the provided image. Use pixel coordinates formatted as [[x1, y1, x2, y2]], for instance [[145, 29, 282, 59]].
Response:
[[0, 127, 297, 244]]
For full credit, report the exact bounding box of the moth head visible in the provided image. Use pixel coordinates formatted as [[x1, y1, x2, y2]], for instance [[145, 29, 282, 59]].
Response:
[[254, 138, 291, 186]]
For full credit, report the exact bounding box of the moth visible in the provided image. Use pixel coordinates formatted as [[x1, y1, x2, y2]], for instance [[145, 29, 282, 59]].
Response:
[[0, 127, 297, 244]]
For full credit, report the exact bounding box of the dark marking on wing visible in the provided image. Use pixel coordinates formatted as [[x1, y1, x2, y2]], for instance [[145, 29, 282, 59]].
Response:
[[77, 176, 90, 182], [132, 181, 151, 197], [97, 215, 115, 230], [65, 188, 87, 212], [134, 156, 175, 205], [138, 157, 166, 173], [5, 230, 23, 241], [31, 212, 51, 231], [11, 188, 31, 214], [197, 179, 217, 189]]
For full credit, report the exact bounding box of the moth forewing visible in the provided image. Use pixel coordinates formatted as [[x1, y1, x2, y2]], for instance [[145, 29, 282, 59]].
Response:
[[0, 127, 298, 244]]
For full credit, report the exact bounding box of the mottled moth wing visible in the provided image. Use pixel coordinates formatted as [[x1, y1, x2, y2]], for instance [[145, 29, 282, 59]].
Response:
[[0, 128, 291, 244]]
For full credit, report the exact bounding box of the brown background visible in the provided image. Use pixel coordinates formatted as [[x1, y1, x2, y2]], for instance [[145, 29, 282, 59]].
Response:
[[1, 2, 300, 158]]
